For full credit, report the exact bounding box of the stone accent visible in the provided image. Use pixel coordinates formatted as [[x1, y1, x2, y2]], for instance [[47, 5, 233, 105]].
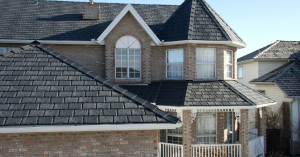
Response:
[[0, 130, 159, 157], [239, 109, 249, 157], [105, 12, 152, 84], [83, 4, 100, 20], [182, 110, 192, 157]]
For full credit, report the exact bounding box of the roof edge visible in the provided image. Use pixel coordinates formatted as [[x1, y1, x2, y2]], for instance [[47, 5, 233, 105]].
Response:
[[254, 40, 281, 59], [96, 4, 161, 45], [0, 39, 98, 45], [0, 123, 183, 133], [160, 40, 246, 48]]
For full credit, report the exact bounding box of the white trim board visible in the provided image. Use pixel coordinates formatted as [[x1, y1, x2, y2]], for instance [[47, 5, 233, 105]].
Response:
[[160, 40, 246, 49], [0, 123, 182, 133], [96, 4, 161, 46]]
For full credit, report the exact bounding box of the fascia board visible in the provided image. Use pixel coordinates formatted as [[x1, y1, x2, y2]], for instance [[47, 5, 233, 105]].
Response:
[[249, 82, 274, 85], [96, 4, 161, 46], [157, 102, 276, 110], [0, 123, 182, 134], [237, 59, 255, 65], [0, 39, 98, 45], [160, 40, 246, 49]]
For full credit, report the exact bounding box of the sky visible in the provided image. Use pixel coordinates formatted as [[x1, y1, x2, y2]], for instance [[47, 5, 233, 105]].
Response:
[[60, 0, 299, 58]]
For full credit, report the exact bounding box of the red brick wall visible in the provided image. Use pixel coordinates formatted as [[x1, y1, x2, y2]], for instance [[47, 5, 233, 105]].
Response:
[[0, 130, 160, 157], [182, 110, 192, 157], [105, 12, 152, 84]]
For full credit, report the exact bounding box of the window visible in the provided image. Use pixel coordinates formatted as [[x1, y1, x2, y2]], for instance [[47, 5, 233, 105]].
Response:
[[166, 49, 183, 79], [196, 112, 217, 144], [115, 36, 141, 79], [238, 67, 243, 79], [196, 48, 216, 78], [226, 50, 233, 78], [166, 112, 182, 144], [0, 47, 17, 54], [226, 112, 234, 144]]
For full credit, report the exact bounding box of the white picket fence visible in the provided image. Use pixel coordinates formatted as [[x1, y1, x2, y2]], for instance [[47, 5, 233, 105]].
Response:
[[159, 142, 183, 157], [191, 144, 241, 157], [248, 136, 264, 157]]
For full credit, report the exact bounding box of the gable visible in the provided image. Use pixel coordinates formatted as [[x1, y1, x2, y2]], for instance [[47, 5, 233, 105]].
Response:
[[96, 4, 161, 46]]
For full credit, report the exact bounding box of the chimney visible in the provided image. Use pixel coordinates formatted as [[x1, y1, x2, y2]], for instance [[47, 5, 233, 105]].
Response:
[[83, 0, 100, 20]]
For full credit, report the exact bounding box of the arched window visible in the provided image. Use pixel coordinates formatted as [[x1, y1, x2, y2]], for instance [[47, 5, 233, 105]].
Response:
[[115, 36, 141, 79]]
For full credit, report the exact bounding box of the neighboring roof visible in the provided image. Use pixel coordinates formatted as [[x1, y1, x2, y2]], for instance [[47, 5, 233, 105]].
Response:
[[250, 58, 300, 97], [120, 81, 275, 107], [156, 0, 246, 46], [0, 0, 245, 46], [0, 42, 179, 126], [238, 41, 300, 62]]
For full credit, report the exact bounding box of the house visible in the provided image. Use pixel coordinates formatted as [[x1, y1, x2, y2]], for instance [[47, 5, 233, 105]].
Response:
[[0, 0, 276, 157], [237, 40, 300, 153]]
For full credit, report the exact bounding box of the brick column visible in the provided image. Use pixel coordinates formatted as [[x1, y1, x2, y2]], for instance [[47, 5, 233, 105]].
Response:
[[259, 107, 267, 154], [239, 109, 249, 157], [182, 110, 192, 157], [217, 112, 226, 143]]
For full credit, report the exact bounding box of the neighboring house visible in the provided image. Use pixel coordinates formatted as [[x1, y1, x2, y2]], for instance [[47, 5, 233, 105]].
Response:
[[237, 41, 300, 153], [0, 0, 276, 157]]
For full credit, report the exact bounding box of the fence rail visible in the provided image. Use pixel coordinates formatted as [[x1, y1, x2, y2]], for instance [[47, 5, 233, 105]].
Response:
[[159, 142, 183, 157], [248, 136, 264, 157], [191, 144, 241, 157]]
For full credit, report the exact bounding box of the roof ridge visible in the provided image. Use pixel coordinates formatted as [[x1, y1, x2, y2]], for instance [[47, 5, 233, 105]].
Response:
[[187, 0, 196, 40], [199, 0, 231, 41], [24, 41, 179, 124], [156, 0, 190, 35], [254, 40, 281, 59], [221, 81, 255, 106]]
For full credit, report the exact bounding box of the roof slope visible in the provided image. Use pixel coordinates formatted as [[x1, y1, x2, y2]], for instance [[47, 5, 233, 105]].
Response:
[[156, 0, 245, 45], [0, 0, 245, 46], [250, 58, 300, 97], [0, 42, 179, 126], [238, 41, 300, 62], [121, 81, 275, 107], [0, 0, 178, 41]]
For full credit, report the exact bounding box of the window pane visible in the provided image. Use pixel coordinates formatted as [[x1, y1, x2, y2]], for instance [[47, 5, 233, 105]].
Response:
[[227, 50, 233, 64], [196, 112, 217, 135], [116, 67, 121, 73], [238, 67, 243, 78], [167, 49, 183, 63], [167, 65, 183, 78], [227, 65, 232, 78], [116, 73, 121, 78], [196, 48, 216, 63], [196, 64, 215, 78]]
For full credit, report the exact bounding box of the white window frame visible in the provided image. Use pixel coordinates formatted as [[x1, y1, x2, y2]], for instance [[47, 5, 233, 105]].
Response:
[[226, 50, 233, 79], [115, 36, 141, 79], [196, 112, 217, 144], [166, 49, 184, 79], [166, 111, 183, 144], [196, 48, 216, 79], [238, 66, 243, 79]]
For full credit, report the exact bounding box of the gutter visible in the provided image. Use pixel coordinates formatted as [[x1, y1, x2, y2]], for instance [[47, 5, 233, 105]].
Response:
[[159, 40, 246, 49], [157, 102, 277, 110], [249, 82, 274, 85], [0, 123, 182, 134], [0, 39, 98, 45]]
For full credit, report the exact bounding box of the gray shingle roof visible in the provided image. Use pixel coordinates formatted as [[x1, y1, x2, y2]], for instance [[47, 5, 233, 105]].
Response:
[[121, 81, 275, 107], [0, 42, 179, 126], [238, 41, 300, 62], [250, 58, 300, 97], [156, 0, 245, 45], [0, 0, 245, 45]]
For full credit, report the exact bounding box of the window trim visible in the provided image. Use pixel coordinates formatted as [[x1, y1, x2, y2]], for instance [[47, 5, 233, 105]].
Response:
[[196, 112, 217, 144], [238, 66, 243, 79], [195, 48, 217, 79], [226, 49, 233, 79], [166, 48, 184, 79], [115, 48, 141, 79]]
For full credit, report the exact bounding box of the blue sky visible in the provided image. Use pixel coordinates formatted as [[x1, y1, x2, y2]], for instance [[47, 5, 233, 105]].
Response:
[[63, 0, 299, 58]]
